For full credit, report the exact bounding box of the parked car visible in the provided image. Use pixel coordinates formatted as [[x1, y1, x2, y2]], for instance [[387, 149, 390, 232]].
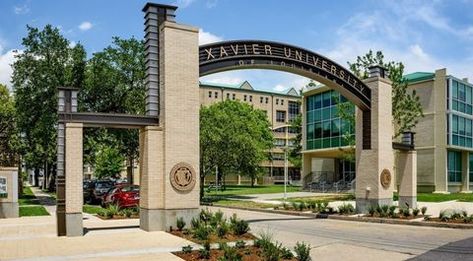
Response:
[[83, 180, 96, 204], [92, 180, 114, 204], [102, 185, 140, 208]]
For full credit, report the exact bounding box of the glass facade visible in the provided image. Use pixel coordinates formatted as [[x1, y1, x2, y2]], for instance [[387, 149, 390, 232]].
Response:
[[306, 90, 354, 150], [447, 150, 462, 182], [288, 101, 300, 121], [448, 78, 473, 148], [470, 153, 473, 182]]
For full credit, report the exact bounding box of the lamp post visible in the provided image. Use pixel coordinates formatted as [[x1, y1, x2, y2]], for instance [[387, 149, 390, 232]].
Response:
[[271, 124, 292, 202]]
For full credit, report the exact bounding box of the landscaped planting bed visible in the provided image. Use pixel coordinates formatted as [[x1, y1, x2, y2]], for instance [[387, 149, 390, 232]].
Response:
[[171, 209, 312, 261], [95, 204, 139, 219]]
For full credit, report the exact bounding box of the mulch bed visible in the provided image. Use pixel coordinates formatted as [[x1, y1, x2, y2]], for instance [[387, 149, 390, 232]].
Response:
[[427, 217, 473, 224], [173, 246, 296, 261], [363, 215, 424, 220], [170, 229, 256, 244], [95, 214, 139, 220]]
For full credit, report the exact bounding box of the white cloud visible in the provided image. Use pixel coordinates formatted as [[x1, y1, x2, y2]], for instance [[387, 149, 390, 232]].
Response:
[[273, 84, 285, 92], [201, 75, 243, 85], [206, 0, 218, 8], [78, 21, 93, 31], [0, 49, 21, 91], [199, 29, 222, 45], [14, 4, 30, 15], [69, 41, 77, 48], [409, 44, 429, 61], [174, 0, 197, 8]]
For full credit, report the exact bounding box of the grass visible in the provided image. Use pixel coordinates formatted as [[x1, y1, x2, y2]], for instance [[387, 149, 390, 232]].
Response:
[[394, 192, 473, 202], [18, 186, 40, 206], [212, 199, 276, 209], [19, 206, 49, 216], [83, 204, 105, 214], [205, 185, 301, 197], [282, 194, 355, 203]]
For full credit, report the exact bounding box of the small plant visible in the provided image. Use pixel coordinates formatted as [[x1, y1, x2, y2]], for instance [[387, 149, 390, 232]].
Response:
[[280, 246, 294, 259], [294, 241, 311, 261], [220, 245, 242, 261], [122, 208, 133, 218], [200, 208, 212, 223], [299, 201, 307, 211], [194, 224, 211, 241], [232, 219, 250, 235], [218, 242, 228, 250], [235, 240, 246, 248], [439, 210, 448, 221], [291, 201, 299, 210], [401, 208, 410, 218], [106, 204, 120, 217], [412, 208, 420, 217], [380, 205, 389, 217], [181, 245, 193, 254], [262, 241, 281, 261], [283, 202, 290, 210], [462, 210, 468, 218], [388, 205, 397, 217], [421, 206, 428, 216], [176, 217, 186, 231], [199, 241, 211, 259], [191, 216, 201, 229], [368, 205, 376, 217], [216, 222, 229, 238], [308, 200, 317, 210], [255, 230, 274, 249], [376, 205, 383, 215], [338, 203, 355, 215]]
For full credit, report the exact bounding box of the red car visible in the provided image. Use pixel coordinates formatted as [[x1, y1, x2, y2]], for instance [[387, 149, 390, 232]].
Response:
[[102, 185, 140, 208]]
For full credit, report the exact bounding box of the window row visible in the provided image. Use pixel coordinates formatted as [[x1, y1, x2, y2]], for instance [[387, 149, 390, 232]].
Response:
[[306, 119, 352, 140], [306, 136, 354, 150], [306, 90, 348, 111]]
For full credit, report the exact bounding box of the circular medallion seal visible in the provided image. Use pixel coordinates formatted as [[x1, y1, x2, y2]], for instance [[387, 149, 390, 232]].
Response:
[[170, 162, 196, 192], [380, 169, 391, 189]]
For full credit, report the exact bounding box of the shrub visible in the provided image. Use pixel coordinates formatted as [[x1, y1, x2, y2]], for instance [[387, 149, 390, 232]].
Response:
[[451, 211, 462, 220], [194, 224, 211, 241], [199, 241, 211, 259], [262, 241, 281, 261], [439, 210, 448, 221], [280, 246, 294, 259], [412, 208, 420, 217], [216, 222, 229, 238], [106, 204, 120, 217], [376, 205, 383, 215], [299, 201, 307, 211], [462, 210, 468, 218], [291, 201, 299, 210], [182, 245, 193, 254], [388, 205, 397, 217], [255, 230, 274, 249], [122, 208, 133, 218], [368, 205, 376, 217], [380, 205, 389, 217], [401, 208, 410, 218], [220, 245, 242, 261], [232, 219, 250, 235], [191, 217, 201, 229], [308, 200, 317, 210], [294, 241, 311, 261], [235, 240, 246, 248], [283, 202, 290, 210], [200, 209, 212, 223], [322, 201, 329, 209], [338, 203, 355, 215], [218, 242, 228, 250], [176, 217, 186, 231], [421, 206, 428, 216]]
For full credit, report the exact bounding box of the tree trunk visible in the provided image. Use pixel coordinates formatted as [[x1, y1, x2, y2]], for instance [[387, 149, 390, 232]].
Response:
[[34, 168, 39, 187], [200, 174, 205, 200], [43, 161, 48, 190], [17, 158, 23, 196], [251, 176, 255, 187], [127, 156, 134, 185], [48, 163, 56, 192]]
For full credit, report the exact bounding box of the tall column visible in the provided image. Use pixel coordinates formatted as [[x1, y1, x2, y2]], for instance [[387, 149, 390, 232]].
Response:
[[139, 19, 200, 231], [355, 66, 394, 213], [398, 151, 417, 208], [433, 69, 448, 193], [461, 151, 470, 193], [65, 122, 83, 236]]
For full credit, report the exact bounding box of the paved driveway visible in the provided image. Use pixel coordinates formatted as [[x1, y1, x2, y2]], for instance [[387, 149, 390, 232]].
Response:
[[209, 206, 473, 261]]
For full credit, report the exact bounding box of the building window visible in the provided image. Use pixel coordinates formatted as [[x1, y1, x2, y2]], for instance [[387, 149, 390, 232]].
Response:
[[470, 153, 473, 182], [232, 93, 236, 100], [305, 90, 354, 150], [451, 79, 473, 114], [273, 126, 286, 133], [260, 97, 263, 103], [276, 99, 279, 105], [274, 139, 286, 147], [272, 153, 285, 160], [448, 150, 462, 182], [449, 114, 473, 148], [276, 110, 286, 123], [244, 95, 247, 101], [226, 93, 230, 99], [288, 101, 300, 121], [208, 91, 212, 98], [215, 92, 218, 98], [265, 97, 269, 104], [249, 95, 253, 102], [281, 99, 284, 105]]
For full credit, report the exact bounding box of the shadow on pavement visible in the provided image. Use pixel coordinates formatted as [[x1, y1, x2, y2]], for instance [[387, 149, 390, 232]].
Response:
[[83, 225, 140, 235], [408, 236, 473, 260], [247, 217, 316, 223]]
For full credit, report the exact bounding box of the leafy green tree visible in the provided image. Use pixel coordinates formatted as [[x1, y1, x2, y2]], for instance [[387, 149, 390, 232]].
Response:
[[200, 100, 273, 197], [288, 114, 302, 168], [336, 100, 355, 162], [347, 50, 423, 137], [94, 144, 125, 180], [79, 37, 145, 184], [0, 84, 19, 166], [12, 25, 86, 189]]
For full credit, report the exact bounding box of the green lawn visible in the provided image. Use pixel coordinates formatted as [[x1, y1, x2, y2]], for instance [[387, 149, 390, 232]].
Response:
[[19, 206, 49, 216], [212, 199, 275, 209], [205, 185, 301, 197], [83, 204, 105, 214], [18, 186, 40, 206], [394, 192, 473, 202], [283, 194, 355, 203]]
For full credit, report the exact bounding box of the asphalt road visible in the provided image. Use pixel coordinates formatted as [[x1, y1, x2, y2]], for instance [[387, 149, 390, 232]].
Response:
[[209, 206, 473, 261]]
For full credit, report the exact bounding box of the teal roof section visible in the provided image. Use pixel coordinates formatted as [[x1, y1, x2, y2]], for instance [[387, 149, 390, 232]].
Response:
[[199, 81, 301, 97], [403, 72, 435, 83]]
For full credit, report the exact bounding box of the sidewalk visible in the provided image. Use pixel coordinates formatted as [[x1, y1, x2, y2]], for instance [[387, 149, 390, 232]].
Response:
[[29, 186, 56, 215]]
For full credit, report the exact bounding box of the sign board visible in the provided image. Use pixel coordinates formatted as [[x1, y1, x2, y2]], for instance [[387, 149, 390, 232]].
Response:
[[0, 176, 7, 198]]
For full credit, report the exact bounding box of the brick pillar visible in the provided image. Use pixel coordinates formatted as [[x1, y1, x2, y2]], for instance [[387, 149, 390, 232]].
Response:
[[139, 21, 200, 232], [355, 68, 394, 213], [65, 122, 83, 236], [398, 151, 417, 208], [461, 151, 470, 193]]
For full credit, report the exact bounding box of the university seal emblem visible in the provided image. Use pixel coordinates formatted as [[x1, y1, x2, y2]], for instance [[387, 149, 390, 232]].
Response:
[[380, 169, 391, 189], [170, 162, 196, 192]]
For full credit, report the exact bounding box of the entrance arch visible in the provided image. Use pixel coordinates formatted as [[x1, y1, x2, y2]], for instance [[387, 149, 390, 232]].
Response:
[[199, 40, 371, 149]]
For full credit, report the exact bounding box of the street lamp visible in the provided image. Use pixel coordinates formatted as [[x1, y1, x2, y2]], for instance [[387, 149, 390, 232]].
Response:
[[271, 124, 292, 202]]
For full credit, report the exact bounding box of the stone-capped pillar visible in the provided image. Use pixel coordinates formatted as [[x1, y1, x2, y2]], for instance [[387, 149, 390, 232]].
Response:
[[0, 167, 19, 218], [139, 20, 200, 232], [65, 122, 83, 237], [398, 151, 417, 208], [461, 151, 470, 193], [355, 66, 394, 213]]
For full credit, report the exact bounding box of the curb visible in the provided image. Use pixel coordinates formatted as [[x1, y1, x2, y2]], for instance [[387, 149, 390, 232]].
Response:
[[210, 205, 473, 229]]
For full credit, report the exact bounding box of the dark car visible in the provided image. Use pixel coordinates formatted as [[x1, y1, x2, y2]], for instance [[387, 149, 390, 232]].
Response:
[[102, 185, 140, 208], [92, 180, 114, 204], [83, 180, 96, 204]]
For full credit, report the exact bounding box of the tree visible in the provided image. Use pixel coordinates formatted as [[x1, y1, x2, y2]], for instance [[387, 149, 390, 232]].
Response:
[[0, 84, 19, 166], [336, 99, 356, 162], [79, 37, 145, 184], [94, 144, 125, 180], [200, 100, 273, 197], [347, 50, 423, 137], [12, 25, 86, 189], [288, 114, 302, 168]]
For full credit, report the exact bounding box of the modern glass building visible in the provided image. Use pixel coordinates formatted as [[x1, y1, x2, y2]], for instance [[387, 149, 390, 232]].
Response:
[[302, 68, 473, 193]]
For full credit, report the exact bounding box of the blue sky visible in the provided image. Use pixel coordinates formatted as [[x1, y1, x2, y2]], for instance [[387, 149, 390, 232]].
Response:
[[1, 0, 472, 93]]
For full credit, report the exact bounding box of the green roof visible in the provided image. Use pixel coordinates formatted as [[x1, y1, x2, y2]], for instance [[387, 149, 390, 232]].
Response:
[[403, 72, 435, 83], [199, 81, 301, 97]]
